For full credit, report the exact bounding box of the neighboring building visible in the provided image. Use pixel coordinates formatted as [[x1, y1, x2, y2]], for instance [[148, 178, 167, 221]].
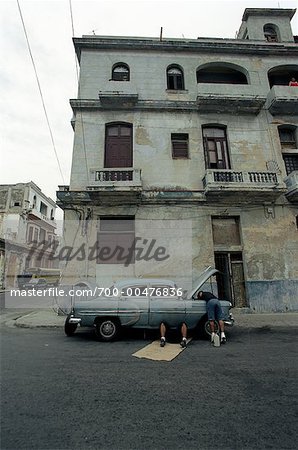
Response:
[[57, 8, 298, 312], [0, 182, 58, 288]]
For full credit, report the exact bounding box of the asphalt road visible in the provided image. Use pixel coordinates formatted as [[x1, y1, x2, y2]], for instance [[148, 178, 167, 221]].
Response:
[[1, 323, 297, 450]]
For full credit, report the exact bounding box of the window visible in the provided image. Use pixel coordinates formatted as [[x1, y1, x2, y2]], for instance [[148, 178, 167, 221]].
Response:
[[97, 217, 135, 264], [121, 286, 148, 297], [105, 123, 133, 168], [39, 229, 46, 243], [283, 155, 298, 175], [171, 133, 189, 158], [268, 66, 298, 87], [28, 226, 39, 243], [111, 63, 130, 81], [167, 66, 184, 90], [27, 227, 34, 243], [264, 24, 279, 42], [278, 127, 297, 149], [196, 64, 248, 84], [40, 202, 48, 216], [202, 127, 231, 169]]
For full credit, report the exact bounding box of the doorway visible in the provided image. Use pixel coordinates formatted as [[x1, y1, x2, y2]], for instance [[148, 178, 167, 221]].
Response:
[[214, 252, 247, 307]]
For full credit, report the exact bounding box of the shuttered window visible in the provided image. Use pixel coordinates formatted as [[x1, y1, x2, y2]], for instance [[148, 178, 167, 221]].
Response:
[[171, 133, 189, 159], [97, 217, 135, 265]]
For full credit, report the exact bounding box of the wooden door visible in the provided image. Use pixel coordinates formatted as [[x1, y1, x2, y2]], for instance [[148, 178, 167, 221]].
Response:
[[105, 124, 132, 168]]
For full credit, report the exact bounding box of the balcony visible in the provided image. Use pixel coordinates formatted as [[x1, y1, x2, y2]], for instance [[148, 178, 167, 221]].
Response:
[[284, 171, 298, 202], [266, 86, 298, 115], [57, 171, 142, 207], [197, 84, 266, 114], [88, 168, 141, 187], [98, 82, 138, 108], [28, 209, 56, 226], [203, 169, 286, 203], [87, 168, 142, 204]]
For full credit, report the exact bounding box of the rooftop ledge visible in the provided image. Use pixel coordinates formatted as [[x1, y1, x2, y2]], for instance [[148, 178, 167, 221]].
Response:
[[73, 37, 298, 60]]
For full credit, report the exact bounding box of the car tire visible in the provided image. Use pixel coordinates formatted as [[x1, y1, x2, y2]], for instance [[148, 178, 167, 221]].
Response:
[[197, 315, 219, 339], [64, 314, 77, 337], [95, 318, 120, 342]]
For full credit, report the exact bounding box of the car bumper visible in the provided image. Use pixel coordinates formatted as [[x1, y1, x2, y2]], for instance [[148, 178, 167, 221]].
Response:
[[68, 316, 81, 324]]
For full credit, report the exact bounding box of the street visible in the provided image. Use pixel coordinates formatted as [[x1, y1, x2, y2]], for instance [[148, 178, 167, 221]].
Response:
[[1, 321, 297, 450]]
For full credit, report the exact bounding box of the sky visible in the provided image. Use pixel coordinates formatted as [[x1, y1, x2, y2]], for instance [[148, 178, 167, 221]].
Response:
[[1, 0, 297, 223]]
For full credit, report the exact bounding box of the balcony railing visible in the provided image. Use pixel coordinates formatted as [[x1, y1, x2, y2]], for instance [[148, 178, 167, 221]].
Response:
[[98, 89, 138, 107], [203, 169, 285, 202], [88, 168, 142, 189], [266, 86, 298, 115], [197, 84, 266, 114], [203, 169, 278, 186]]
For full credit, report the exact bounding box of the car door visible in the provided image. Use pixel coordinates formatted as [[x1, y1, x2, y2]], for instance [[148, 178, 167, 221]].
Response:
[[118, 284, 149, 327], [149, 284, 186, 329], [185, 297, 207, 329]]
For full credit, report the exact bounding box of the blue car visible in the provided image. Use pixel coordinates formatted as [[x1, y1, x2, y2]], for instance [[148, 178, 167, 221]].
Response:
[[64, 267, 234, 341]]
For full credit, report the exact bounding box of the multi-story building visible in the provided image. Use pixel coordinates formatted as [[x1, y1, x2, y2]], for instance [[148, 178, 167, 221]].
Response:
[[57, 8, 298, 312], [0, 182, 58, 288]]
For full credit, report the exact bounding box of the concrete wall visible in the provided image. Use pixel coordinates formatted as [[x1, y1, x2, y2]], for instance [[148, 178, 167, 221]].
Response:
[[70, 108, 289, 190], [61, 203, 298, 311], [65, 20, 298, 312]]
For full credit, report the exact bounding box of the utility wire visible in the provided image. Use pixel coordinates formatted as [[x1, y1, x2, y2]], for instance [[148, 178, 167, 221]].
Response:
[[69, 0, 90, 184], [17, 0, 65, 184]]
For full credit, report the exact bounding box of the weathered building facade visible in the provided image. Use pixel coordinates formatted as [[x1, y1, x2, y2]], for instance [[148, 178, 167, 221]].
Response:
[[57, 8, 298, 312], [0, 182, 58, 288]]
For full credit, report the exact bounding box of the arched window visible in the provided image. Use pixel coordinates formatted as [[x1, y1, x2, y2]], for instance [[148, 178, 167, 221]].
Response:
[[167, 65, 185, 90], [105, 123, 133, 168], [202, 126, 231, 170], [196, 63, 248, 84], [111, 63, 130, 81], [264, 24, 279, 42], [268, 65, 298, 88]]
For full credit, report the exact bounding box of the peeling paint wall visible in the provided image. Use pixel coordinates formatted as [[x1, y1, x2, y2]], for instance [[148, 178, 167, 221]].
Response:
[[65, 12, 298, 312]]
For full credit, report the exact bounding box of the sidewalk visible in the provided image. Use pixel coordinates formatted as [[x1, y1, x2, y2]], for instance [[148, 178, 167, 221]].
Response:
[[1, 308, 297, 329]]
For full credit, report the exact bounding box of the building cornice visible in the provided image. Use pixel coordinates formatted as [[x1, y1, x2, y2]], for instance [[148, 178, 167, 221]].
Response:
[[73, 36, 298, 62], [70, 98, 267, 115], [242, 8, 296, 21]]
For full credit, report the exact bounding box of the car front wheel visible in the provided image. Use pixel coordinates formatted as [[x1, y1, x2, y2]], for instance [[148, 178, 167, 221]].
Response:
[[64, 314, 77, 336], [95, 318, 120, 342]]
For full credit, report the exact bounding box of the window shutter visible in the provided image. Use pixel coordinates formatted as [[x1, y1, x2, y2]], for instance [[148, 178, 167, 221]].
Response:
[[171, 134, 189, 158]]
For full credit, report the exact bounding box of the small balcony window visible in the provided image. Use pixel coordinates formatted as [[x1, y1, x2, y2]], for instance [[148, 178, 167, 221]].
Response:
[[278, 127, 297, 150], [171, 133, 189, 158], [264, 24, 279, 43], [111, 63, 130, 81], [167, 66, 184, 90]]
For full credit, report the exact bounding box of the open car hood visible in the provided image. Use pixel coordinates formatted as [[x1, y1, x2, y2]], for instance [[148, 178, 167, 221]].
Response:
[[188, 266, 219, 299]]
